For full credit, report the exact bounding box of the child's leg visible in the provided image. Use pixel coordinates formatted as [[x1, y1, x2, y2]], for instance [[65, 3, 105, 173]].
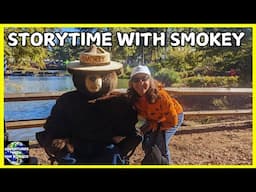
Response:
[[165, 112, 184, 163]]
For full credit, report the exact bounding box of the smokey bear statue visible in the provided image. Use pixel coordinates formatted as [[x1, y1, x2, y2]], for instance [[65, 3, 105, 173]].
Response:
[[36, 45, 142, 164]]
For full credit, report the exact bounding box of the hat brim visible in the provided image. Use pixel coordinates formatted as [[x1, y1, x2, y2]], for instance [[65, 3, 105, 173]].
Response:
[[67, 60, 123, 72]]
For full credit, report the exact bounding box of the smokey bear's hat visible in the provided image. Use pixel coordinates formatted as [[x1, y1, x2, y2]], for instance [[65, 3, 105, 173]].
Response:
[[68, 45, 123, 73]]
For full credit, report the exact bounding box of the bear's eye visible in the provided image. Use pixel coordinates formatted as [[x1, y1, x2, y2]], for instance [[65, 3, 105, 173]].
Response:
[[88, 75, 102, 82]]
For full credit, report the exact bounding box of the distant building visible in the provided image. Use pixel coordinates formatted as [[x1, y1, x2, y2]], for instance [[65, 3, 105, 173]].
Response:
[[45, 59, 66, 70]]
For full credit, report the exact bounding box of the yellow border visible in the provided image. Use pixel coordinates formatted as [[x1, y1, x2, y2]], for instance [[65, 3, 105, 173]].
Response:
[[0, 26, 3, 166], [1, 23, 255, 169], [2, 24, 255, 28]]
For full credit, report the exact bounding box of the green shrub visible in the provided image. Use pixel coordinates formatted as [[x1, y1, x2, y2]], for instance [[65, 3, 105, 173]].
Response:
[[212, 97, 229, 110], [183, 75, 239, 87], [148, 62, 162, 75], [154, 68, 181, 86]]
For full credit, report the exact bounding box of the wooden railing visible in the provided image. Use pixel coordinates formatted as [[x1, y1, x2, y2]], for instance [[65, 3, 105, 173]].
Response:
[[5, 88, 252, 129], [4, 88, 252, 102]]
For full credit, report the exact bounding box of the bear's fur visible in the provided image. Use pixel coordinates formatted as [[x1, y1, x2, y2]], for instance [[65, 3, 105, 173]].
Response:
[[37, 69, 141, 164]]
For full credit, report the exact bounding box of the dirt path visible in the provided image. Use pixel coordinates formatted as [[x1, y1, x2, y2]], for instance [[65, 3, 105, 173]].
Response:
[[130, 124, 252, 165], [29, 120, 252, 166]]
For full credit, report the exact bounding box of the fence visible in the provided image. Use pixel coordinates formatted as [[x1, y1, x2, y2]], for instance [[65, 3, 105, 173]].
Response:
[[5, 87, 252, 130]]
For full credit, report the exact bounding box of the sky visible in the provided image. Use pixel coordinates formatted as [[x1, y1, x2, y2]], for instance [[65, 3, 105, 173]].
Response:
[[61, 28, 80, 32]]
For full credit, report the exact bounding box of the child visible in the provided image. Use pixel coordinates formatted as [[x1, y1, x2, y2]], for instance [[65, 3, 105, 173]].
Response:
[[127, 65, 184, 164]]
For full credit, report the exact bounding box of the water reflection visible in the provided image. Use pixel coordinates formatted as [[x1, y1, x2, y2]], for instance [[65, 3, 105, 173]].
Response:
[[5, 100, 56, 121], [5, 76, 75, 93], [5, 76, 128, 94]]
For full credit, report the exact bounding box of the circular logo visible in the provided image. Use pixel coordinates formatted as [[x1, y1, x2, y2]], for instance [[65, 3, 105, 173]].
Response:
[[5, 141, 29, 165]]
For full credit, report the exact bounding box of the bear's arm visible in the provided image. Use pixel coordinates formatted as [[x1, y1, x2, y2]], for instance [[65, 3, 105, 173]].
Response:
[[44, 94, 72, 139]]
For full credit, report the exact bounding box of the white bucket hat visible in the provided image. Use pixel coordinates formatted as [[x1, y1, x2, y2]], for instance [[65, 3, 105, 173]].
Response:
[[68, 45, 123, 73], [130, 65, 151, 78]]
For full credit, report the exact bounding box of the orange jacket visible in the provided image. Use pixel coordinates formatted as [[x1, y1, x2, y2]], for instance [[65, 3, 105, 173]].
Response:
[[135, 88, 183, 131]]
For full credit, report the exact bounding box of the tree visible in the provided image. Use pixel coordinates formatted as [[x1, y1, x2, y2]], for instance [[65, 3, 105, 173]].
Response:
[[198, 28, 252, 84], [4, 28, 49, 70]]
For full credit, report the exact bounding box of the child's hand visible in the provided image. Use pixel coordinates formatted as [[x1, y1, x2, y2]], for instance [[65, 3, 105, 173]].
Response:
[[140, 123, 151, 134]]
